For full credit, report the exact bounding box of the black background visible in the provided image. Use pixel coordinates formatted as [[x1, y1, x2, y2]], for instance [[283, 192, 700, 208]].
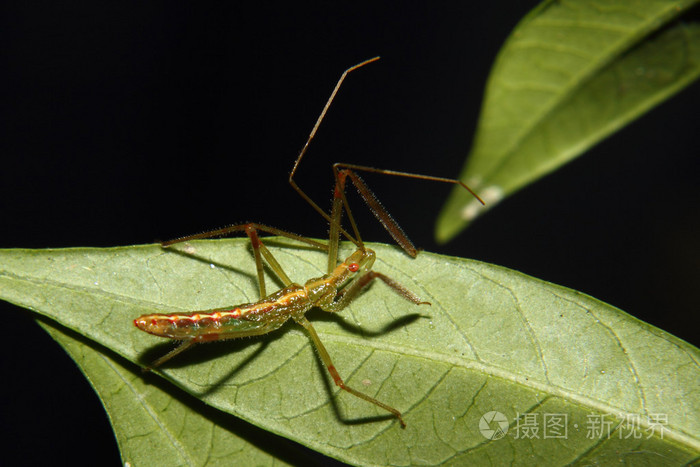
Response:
[[2, 3, 698, 465]]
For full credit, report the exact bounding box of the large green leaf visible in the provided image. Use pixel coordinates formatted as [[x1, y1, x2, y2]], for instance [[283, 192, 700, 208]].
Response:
[[1, 240, 698, 464], [436, 0, 700, 243]]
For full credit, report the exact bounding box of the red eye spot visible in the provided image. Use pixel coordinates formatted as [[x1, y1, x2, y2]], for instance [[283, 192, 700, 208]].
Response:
[[348, 263, 359, 272]]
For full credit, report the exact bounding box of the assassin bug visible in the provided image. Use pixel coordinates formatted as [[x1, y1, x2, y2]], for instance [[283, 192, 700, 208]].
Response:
[[134, 57, 484, 428]]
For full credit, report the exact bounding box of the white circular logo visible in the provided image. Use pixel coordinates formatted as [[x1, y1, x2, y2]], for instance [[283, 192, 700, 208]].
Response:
[[479, 411, 509, 440]]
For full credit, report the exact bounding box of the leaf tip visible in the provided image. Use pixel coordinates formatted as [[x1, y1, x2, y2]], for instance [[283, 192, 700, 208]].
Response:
[[436, 184, 503, 243]]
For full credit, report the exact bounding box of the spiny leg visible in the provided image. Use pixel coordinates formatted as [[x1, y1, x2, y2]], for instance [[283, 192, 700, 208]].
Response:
[[335, 168, 416, 257], [161, 222, 327, 250], [294, 315, 406, 428], [327, 176, 364, 274], [332, 270, 431, 312], [335, 162, 485, 205], [333, 163, 486, 258]]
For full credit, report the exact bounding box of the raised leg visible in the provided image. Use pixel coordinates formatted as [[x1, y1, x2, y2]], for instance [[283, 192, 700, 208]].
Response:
[[288, 57, 380, 259], [294, 315, 406, 428], [334, 163, 485, 257], [335, 162, 484, 205], [285, 55, 485, 262], [334, 169, 415, 257]]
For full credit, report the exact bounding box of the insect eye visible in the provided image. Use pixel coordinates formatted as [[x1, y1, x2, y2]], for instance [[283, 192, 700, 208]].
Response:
[[348, 263, 359, 272]]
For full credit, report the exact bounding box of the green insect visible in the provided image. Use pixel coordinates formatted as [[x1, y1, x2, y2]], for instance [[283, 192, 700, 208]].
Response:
[[134, 57, 483, 428]]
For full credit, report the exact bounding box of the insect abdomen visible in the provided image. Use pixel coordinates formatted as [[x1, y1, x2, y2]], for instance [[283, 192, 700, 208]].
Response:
[[134, 307, 263, 340]]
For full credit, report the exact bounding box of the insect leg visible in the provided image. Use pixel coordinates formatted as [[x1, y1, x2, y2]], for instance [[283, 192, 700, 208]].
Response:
[[335, 167, 416, 257], [162, 222, 325, 298], [142, 339, 197, 372], [142, 320, 288, 371], [161, 222, 326, 250], [294, 315, 406, 428], [329, 270, 430, 313], [335, 163, 485, 205], [245, 225, 293, 296], [288, 58, 380, 259], [333, 163, 485, 257]]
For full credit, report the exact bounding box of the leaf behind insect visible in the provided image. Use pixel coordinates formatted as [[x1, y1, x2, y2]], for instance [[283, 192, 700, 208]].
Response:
[[436, 1, 700, 242]]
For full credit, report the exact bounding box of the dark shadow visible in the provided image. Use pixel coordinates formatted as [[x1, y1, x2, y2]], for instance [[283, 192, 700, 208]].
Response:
[[307, 329, 402, 429], [301, 302, 427, 429], [33, 315, 342, 466], [136, 334, 268, 371], [307, 307, 428, 337], [194, 339, 271, 399], [137, 326, 302, 400]]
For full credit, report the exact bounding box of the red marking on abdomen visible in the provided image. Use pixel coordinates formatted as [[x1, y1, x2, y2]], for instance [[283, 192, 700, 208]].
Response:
[[219, 308, 241, 318]]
